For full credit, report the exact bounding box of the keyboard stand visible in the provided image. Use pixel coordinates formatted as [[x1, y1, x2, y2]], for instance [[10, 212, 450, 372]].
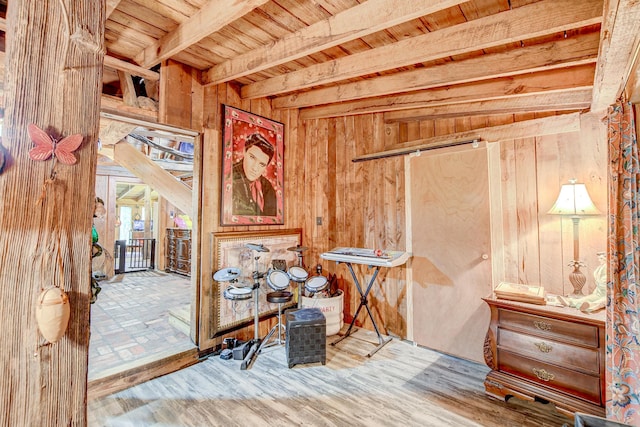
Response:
[[331, 262, 391, 357], [321, 247, 411, 357]]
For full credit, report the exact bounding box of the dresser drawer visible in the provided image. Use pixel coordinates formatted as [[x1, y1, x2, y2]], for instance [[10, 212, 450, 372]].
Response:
[[498, 328, 599, 374], [498, 349, 601, 404], [499, 308, 599, 347]]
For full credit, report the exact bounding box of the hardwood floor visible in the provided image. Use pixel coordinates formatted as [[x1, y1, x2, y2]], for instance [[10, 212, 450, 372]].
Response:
[[88, 329, 573, 426]]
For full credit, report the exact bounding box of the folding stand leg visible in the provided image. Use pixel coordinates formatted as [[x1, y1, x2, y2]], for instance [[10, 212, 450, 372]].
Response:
[[331, 263, 392, 357], [258, 302, 286, 353]]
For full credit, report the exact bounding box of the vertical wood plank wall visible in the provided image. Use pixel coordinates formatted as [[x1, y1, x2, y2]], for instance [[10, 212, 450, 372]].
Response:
[[160, 62, 305, 347], [299, 112, 607, 340], [159, 59, 606, 347]]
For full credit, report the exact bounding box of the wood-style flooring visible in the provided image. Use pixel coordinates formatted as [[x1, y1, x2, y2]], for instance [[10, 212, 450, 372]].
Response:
[[88, 329, 572, 427]]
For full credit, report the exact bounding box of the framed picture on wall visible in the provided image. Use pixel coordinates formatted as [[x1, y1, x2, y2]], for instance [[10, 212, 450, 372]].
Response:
[[211, 229, 301, 337], [221, 105, 284, 225]]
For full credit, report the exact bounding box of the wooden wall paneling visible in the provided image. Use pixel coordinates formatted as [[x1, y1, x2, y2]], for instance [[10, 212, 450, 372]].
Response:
[[197, 84, 289, 346], [196, 83, 219, 349], [279, 108, 295, 228], [381, 116, 407, 337], [326, 117, 338, 257], [498, 127, 520, 282], [406, 121, 421, 142], [331, 116, 348, 253], [225, 83, 244, 118], [515, 135, 542, 285], [346, 115, 362, 250], [553, 130, 584, 295], [578, 113, 608, 295], [286, 108, 304, 233], [191, 69, 204, 130], [189, 129, 202, 344], [303, 118, 319, 264], [332, 115, 349, 302], [354, 114, 379, 331], [315, 118, 330, 266], [534, 123, 565, 295], [469, 115, 489, 130], [342, 115, 362, 324], [513, 112, 542, 285], [419, 119, 436, 140], [454, 116, 472, 134], [203, 83, 223, 130], [487, 140, 505, 288], [371, 113, 394, 334], [549, 113, 608, 295], [159, 59, 195, 129]]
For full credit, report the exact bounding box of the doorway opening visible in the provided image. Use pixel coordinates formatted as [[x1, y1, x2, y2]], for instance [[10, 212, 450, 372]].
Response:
[[89, 115, 199, 382]]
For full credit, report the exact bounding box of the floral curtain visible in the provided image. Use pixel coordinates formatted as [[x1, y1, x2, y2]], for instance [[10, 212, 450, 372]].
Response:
[[607, 98, 640, 424]]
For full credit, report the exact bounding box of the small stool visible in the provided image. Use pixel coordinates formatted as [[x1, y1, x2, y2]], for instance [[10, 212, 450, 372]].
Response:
[[258, 290, 293, 352], [286, 307, 326, 368]]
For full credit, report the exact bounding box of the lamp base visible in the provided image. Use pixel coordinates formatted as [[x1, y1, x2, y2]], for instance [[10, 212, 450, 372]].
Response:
[[568, 264, 587, 296]]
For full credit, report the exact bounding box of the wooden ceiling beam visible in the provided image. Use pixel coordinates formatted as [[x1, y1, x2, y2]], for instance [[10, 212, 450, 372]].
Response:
[[591, 0, 640, 112], [382, 89, 591, 122], [103, 56, 159, 81], [273, 32, 599, 110], [106, 0, 123, 18], [99, 117, 137, 147], [300, 64, 596, 120], [135, 0, 270, 69], [354, 113, 581, 162], [100, 94, 158, 122], [242, 0, 603, 99], [113, 142, 193, 217], [0, 16, 158, 82], [202, 0, 468, 86]]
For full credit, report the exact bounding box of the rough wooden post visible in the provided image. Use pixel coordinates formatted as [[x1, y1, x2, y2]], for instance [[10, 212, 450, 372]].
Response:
[[0, 1, 105, 424]]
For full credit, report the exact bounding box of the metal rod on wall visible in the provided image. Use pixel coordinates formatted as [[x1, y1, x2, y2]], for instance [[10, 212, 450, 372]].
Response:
[[351, 138, 481, 163]]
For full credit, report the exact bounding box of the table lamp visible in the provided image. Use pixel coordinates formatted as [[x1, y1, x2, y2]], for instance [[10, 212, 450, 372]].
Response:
[[548, 179, 600, 295]]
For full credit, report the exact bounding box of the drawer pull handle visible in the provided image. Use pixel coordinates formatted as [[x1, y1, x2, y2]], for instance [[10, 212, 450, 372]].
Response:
[[534, 342, 552, 353], [533, 368, 555, 382], [533, 320, 552, 331]]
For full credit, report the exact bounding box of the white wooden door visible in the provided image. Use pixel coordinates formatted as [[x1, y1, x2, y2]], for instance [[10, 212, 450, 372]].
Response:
[[410, 146, 492, 363]]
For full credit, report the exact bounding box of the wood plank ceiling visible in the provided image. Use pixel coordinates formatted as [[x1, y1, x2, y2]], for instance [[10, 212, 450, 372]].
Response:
[[3, 0, 640, 121], [97, 0, 640, 121]]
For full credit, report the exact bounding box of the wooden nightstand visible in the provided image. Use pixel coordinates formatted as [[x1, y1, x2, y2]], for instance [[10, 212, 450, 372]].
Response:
[[482, 296, 605, 418]]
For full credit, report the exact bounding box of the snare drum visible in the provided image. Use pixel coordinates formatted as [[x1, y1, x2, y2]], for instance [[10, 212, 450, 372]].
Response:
[[287, 266, 309, 283], [223, 286, 253, 301], [266, 269, 290, 291], [305, 275, 328, 294]]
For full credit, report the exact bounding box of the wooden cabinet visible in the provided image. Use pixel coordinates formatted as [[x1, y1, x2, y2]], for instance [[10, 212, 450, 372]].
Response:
[[165, 228, 191, 276], [482, 297, 605, 418]]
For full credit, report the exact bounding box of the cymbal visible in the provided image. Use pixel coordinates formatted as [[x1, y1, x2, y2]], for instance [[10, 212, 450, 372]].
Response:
[[213, 267, 241, 282], [245, 243, 270, 252], [287, 245, 309, 252]]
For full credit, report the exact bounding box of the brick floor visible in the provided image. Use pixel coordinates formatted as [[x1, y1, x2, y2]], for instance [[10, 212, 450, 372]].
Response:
[[88, 270, 194, 380]]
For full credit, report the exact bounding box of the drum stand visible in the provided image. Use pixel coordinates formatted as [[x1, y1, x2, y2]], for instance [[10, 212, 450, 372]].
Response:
[[241, 249, 267, 370]]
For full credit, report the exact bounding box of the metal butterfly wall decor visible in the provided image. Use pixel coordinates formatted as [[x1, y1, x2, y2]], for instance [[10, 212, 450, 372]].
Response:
[[28, 123, 83, 165]]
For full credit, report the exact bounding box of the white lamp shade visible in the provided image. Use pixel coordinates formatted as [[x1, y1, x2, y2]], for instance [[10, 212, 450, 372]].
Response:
[[548, 181, 600, 216]]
